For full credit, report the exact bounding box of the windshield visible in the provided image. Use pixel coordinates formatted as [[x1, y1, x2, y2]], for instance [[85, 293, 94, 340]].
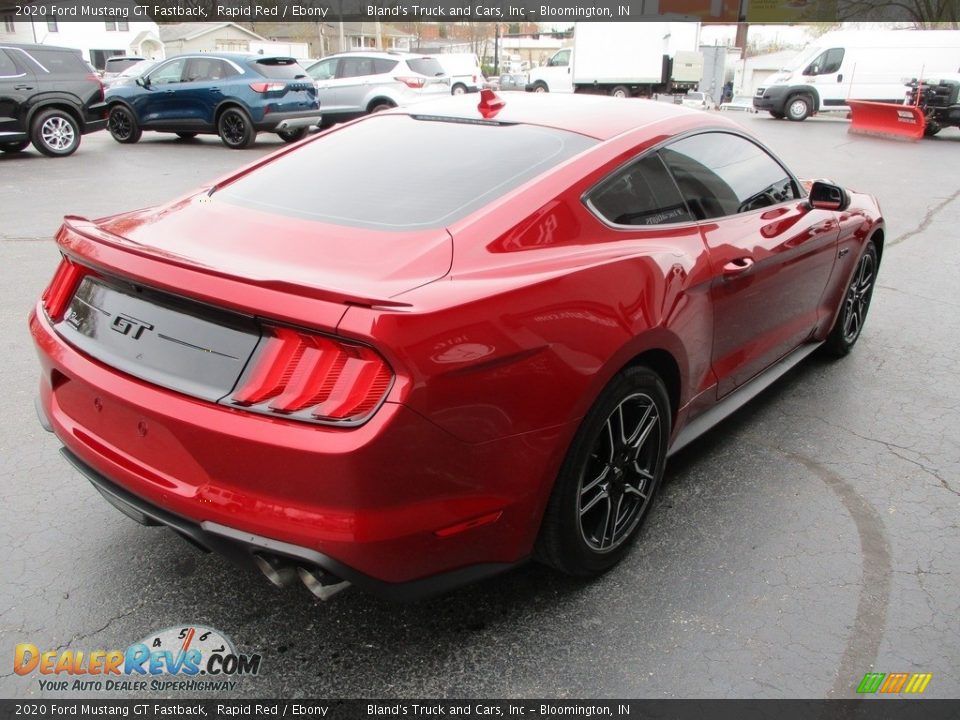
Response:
[[782, 45, 821, 72], [216, 114, 596, 231]]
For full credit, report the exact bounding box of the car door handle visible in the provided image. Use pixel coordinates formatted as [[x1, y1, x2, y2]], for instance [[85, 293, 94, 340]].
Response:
[[209, 87, 220, 92], [722, 257, 754, 276], [14, 84, 33, 90], [837, 74, 843, 82], [810, 220, 836, 235]]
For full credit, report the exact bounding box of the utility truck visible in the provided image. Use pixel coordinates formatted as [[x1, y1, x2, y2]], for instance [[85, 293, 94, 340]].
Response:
[[526, 22, 702, 97]]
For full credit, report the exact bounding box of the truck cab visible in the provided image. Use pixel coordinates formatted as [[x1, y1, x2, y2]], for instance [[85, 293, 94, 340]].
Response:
[[526, 48, 573, 93]]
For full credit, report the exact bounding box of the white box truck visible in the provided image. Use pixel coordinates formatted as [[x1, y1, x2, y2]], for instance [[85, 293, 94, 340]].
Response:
[[526, 22, 702, 98], [753, 29, 960, 121]]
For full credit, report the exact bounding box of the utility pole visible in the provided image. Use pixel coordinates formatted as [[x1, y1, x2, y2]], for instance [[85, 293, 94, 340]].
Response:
[[494, 23, 500, 75]]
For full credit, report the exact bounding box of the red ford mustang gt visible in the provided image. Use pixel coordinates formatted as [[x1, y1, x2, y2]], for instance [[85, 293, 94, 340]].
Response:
[[30, 92, 883, 601]]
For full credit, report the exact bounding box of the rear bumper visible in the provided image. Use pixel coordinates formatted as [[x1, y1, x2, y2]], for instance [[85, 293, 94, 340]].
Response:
[[256, 110, 322, 132], [30, 305, 559, 594]]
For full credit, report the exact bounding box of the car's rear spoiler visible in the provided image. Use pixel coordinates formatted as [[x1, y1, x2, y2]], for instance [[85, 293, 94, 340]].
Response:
[[57, 216, 412, 310]]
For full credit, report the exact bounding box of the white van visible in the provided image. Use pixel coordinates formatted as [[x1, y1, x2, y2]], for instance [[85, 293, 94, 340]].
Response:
[[754, 29, 960, 121], [435, 53, 485, 95]]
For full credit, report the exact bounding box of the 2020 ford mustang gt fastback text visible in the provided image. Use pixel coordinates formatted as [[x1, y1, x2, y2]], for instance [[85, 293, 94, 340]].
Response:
[[30, 92, 883, 600]]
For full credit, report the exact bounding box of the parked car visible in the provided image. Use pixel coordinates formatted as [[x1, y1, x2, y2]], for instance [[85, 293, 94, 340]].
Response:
[[101, 55, 146, 81], [681, 90, 710, 110], [0, 43, 107, 157], [30, 92, 883, 601], [104, 53, 321, 149], [102, 59, 158, 89], [305, 51, 448, 125], [434, 52, 485, 94], [720, 94, 758, 112], [497, 73, 528, 91]]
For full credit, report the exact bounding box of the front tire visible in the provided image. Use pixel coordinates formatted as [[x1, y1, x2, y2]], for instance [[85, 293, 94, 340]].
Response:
[[769, 110, 785, 119], [107, 106, 142, 144], [824, 241, 878, 358], [30, 109, 81, 157], [786, 95, 812, 121], [0, 140, 30, 153], [532, 82, 548, 94], [278, 127, 307, 143], [536, 365, 670, 576], [218, 107, 255, 149]]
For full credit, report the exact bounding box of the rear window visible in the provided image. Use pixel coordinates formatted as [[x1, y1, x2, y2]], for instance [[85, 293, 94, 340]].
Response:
[[105, 57, 142, 71], [24, 49, 89, 75], [406, 58, 445, 77], [216, 114, 596, 230], [249, 58, 307, 79]]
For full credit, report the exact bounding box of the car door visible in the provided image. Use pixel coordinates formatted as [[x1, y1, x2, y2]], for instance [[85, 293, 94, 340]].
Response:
[[543, 49, 573, 92], [0, 49, 34, 139], [179, 57, 235, 128], [137, 57, 187, 125], [659, 131, 840, 396], [335, 56, 377, 112], [307, 57, 342, 113], [799, 47, 845, 107]]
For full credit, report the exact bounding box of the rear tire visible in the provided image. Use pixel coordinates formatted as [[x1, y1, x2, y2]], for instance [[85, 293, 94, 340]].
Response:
[[609, 85, 630, 99], [824, 241, 878, 358], [107, 105, 142, 144], [30, 108, 81, 157], [786, 95, 812, 121], [451, 83, 467, 96], [0, 140, 30, 153], [217, 107, 255, 149], [368, 101, 396, 114], [536, 365, 670, 576]]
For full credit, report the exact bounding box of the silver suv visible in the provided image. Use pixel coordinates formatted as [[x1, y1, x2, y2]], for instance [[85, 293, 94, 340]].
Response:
[[305, 51, 449, 125]]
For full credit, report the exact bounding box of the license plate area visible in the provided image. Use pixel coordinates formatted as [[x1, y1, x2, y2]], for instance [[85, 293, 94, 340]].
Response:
[[55, 276, 261, 402]]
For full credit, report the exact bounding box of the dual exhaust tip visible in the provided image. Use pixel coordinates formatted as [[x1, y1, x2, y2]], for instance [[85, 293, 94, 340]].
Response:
[[253, 553, 351, 601]]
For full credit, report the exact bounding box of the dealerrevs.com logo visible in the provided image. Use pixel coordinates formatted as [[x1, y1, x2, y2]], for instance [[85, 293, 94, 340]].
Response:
[[13, 626, 262, 692]]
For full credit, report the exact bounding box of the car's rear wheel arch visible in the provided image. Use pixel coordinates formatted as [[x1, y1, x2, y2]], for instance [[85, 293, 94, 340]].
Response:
[[214, 101, 245, 125], [871, 227, 885, 264], [27, 101, 82, 133], [624, 349, 680, 428]]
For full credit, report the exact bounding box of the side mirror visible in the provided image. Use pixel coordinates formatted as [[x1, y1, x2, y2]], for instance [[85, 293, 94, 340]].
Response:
[[137, 75, 150, 88], [809, 180, 849, 211]]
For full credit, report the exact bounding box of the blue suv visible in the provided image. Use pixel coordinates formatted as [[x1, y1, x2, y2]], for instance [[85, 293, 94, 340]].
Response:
[[104, 53, 321, 149]]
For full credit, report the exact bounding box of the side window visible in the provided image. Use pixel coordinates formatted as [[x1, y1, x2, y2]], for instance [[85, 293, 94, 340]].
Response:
[[805, 48, 844, 76], [148, 59, 186, 85], [373, 58, 399, 74], [588, 153, 694, 227], [550, 49, 571, 67], [184, 57, 232, 82], [0, 50, 19, 77], [660, 133, 799, 219], [339, 57, 375, 79], [308, 58, 338, 81]]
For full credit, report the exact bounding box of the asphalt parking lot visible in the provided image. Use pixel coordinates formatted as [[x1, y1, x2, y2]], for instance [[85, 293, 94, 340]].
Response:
[[1, 112, 958, 699]]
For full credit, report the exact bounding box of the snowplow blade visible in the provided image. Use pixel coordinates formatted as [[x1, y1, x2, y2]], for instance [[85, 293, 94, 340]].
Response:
[[848, 100, 925, 141]]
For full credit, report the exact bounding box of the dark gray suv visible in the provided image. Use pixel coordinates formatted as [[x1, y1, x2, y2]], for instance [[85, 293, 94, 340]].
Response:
[[0, 43, 107, 157]]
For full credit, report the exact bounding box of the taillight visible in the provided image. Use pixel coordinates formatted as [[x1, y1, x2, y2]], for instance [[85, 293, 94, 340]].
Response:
[[395, 76, 425, 89], [227, 326, 393, 425], [41, 257, 86, 321], [87, 73, 105, 102], [249, 82, 287, 93]]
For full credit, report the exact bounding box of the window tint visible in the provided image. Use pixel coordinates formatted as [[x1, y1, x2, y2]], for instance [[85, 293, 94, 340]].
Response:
[[308, 58, 337, 80], [373, 58, 399, 74], [0, 50, 18, 77], [406, 57, 444, 77], [660, 133, 799, 219], [589, 153, 693, 226], [149, 59, 185, 85], [185, 57, 233, 82], [24, 49, 88, 75], [216, 115, 596, 230], [339, 57, 376, 78], [251, 58, 306, 79]]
